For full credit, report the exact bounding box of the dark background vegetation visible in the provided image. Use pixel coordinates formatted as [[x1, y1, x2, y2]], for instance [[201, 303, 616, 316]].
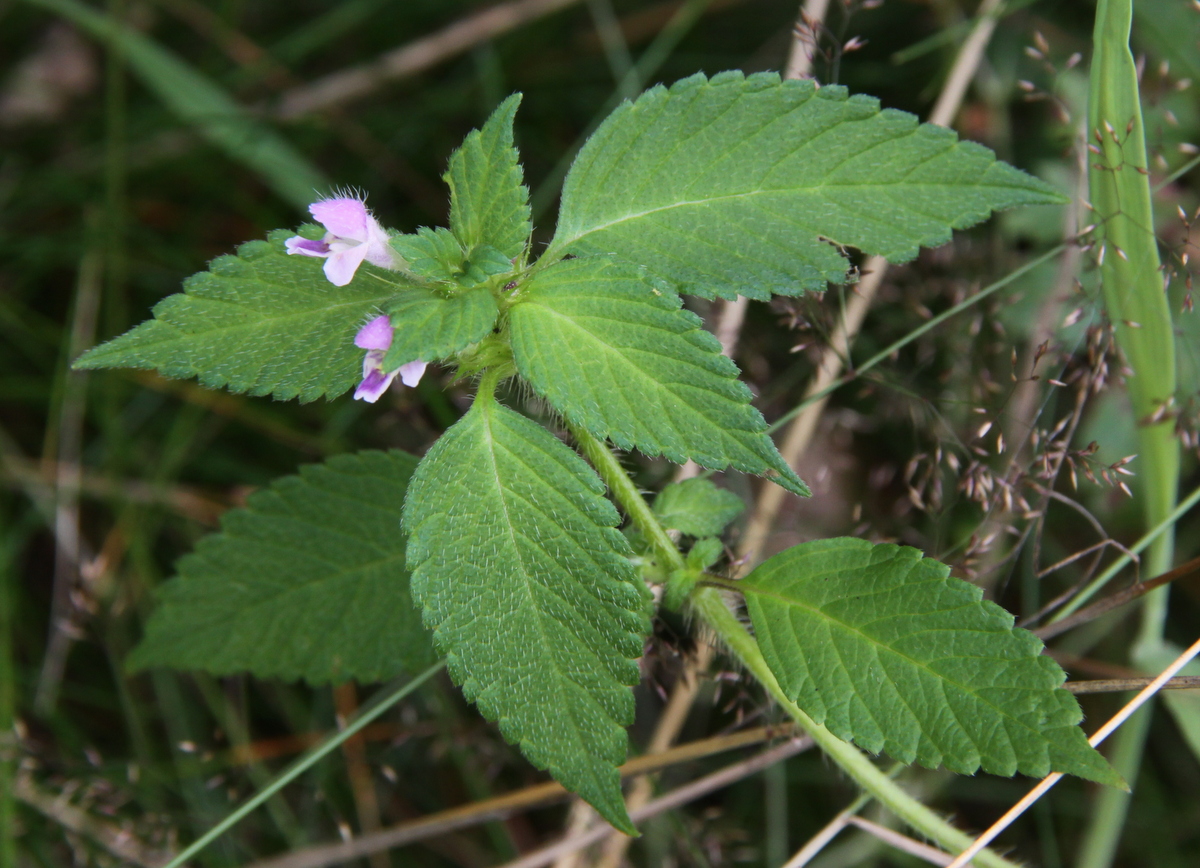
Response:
[[3, 1, 1200, 866]]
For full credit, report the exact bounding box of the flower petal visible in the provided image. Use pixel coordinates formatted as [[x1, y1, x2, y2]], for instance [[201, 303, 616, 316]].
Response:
[[355, 316, 394, 351], [398, 359, 427, 388], [363, 218, 396, 269], [310, 197, 369, 241], [353, 366, 398, 403], [323, 242, 369, 286], [284, 236, 330, 257]]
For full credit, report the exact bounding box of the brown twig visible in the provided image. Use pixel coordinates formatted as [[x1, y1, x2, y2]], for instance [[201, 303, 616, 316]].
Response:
[[34, 234, 103, 717], [1063, 676, 1200, 694], [275, 0, 586, 118], [1032, 553, 1200, 641], [498, 738, 813, 868], [14, 773, 175, 868], [0, 455, 228, 525], [333, 683, 388, 868], [845, 815, 957, 867], [240, 724, 798, 868]]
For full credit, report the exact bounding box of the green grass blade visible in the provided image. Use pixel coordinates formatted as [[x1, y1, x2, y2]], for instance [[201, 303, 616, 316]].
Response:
[[1088, 0, 1178, 556], [1079, 2, 1182, 866], [160, 661, 445, 868], [23, 0, 328, 209]]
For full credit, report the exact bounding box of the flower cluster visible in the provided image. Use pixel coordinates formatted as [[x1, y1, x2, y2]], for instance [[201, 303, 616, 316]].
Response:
[[287, 196, 425, 401]]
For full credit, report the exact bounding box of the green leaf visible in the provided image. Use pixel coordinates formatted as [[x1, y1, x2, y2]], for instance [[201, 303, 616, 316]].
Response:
[[128, 450, 434, 684], [392, 228, 516, 288], [741, 538, 1123, 786], [403, 390, 650, 833], [446, 93, 531, 261], [653, 478, 745, 537], [74, 230, 407, 402], [1135, 0, 1200, 81], [392, 227, 468, 283], [509, 257, 809, 496], [548, 71, 1066, 300], [380, 284, 499, 371]]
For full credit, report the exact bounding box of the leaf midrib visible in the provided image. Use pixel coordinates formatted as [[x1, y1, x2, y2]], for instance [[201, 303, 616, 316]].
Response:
[[526, 301, 758, 418], [476, 403, 615, 762], [744, 571, 1061, 734], [173, 291, 394, 336], [551, 172, 1036, 256]]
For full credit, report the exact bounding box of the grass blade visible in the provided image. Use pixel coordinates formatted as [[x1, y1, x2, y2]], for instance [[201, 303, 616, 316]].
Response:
[[23, 0, 328, 209]]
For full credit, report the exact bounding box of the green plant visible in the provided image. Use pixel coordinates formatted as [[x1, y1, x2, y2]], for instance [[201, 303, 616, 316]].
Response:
[[75, 70, 1131, 864]]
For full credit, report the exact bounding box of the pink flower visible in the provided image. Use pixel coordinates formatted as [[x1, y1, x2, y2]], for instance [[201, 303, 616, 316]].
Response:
[[352, 315, 427, 403], [285, 196, 396, 286]]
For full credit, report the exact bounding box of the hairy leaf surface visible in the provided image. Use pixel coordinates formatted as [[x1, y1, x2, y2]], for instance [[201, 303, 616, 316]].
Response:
[[381, 284, 499, 371], [403, 393, 651, 832], [549, 71, 1065, 299], [509, 257, 809, 496], [128, 451, 433, 683], [392, 227, 469, 283], [75, 230, 407, 401], [446, 93, 531, 260], [653, 478, 744, 537], [742, 538, 1121, 786]]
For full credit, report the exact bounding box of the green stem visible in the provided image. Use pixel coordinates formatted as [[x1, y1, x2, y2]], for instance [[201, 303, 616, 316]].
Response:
[[161, 662, 445, 868], [569, 424, 685, 574], [692, 590, 1019, 868], [572, 427, 1019, 868], [477, 367, 503, 404]]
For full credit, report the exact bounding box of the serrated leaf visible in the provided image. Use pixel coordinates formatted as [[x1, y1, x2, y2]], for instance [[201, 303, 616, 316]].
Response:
[[653, 478, 745, 537], [742, 537, 1122, 786], [446, 93, 531, 261], [548, 71, 1066, 300], [392, 227, 516, 289], [75, 230, 409, 402], [509, 257, 809, 496], [392, 227, 468, 283], [380, 284, 499, 371], [128, 450, 434, 684], [403, 392, 651, 833]]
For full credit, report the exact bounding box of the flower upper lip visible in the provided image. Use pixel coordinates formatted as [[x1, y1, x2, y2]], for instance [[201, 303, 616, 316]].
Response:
[[285, 196, 397, 287]]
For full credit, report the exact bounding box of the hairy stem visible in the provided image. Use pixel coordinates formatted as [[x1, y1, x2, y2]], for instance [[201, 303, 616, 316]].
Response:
[[572, 427, 1019, 868], [691, 590, 1019, 868], [569, 425, 685, 574]]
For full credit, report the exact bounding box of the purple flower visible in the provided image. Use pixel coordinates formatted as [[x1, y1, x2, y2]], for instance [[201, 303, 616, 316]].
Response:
[[285, 196, 395, 286], [352, 315, 427, 403]]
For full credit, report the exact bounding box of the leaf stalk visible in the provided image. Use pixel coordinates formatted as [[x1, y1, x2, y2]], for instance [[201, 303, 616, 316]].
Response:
[[573, 429, 1019, 867]]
